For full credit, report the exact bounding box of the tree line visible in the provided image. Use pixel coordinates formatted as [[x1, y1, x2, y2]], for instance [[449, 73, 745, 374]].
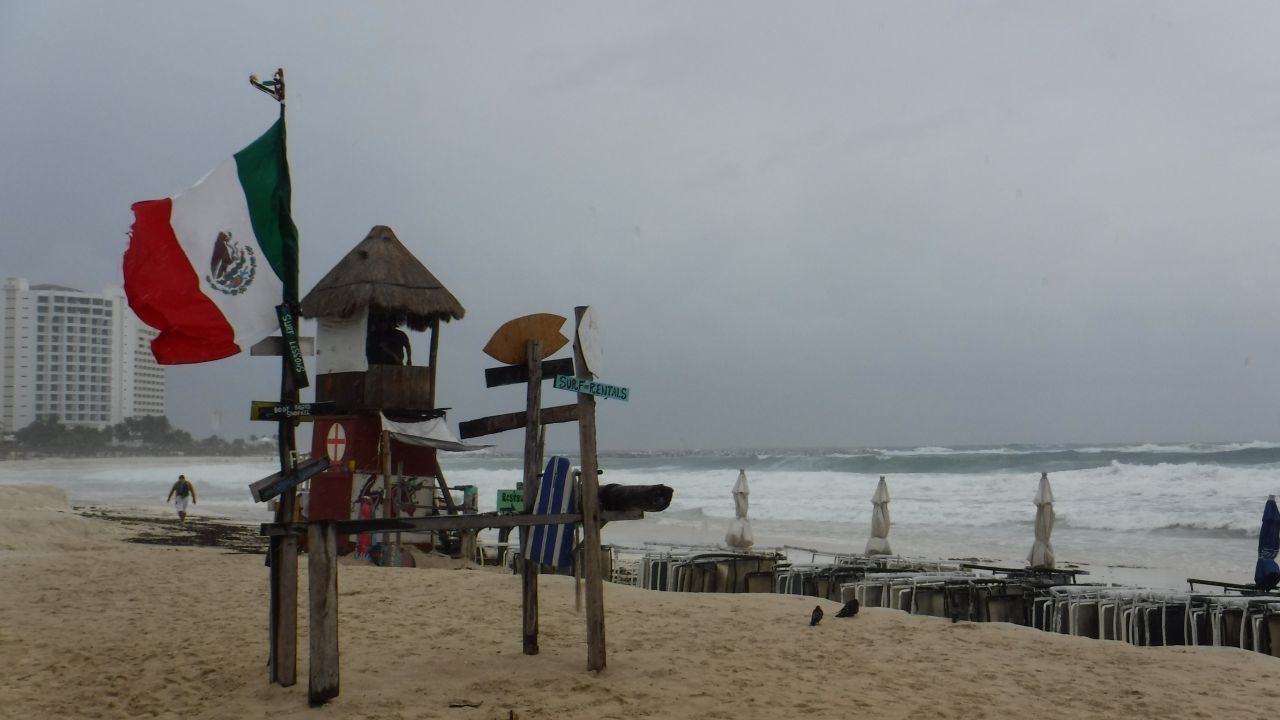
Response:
[[6, 415, 272, 457]]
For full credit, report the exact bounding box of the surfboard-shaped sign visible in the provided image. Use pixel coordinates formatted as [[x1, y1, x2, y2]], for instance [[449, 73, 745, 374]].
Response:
[[482, 313, 569, 365], [577, 306, 603, 377]]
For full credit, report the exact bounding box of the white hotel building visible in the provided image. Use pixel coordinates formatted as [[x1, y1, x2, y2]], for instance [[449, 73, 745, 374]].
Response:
[[0, 277, 166, 434]]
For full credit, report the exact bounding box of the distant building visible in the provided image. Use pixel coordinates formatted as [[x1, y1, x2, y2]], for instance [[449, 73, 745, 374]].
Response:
[[0, 277, 166, 433]]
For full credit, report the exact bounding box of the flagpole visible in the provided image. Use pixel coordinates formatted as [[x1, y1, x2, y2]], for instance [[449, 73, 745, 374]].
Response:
[[255, 68, 301, 688]]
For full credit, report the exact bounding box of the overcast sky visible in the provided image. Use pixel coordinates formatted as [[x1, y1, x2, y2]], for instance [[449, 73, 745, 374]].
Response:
[[5, 2, 1280, 450]]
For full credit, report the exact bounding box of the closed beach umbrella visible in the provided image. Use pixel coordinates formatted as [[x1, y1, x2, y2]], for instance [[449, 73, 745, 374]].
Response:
[[865, 476, 892, 556], [725, 469, 754, 550], [1028, 472, 1055, 569], [1254, 495, 1280, 591]]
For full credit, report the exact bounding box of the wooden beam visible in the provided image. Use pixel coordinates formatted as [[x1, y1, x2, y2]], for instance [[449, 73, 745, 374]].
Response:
[[458, 404, 579, 439], [307, 521, 339, 706], [484, 357, 575, 388], [574, 306, 607, 672], [435, 468, 458, 515], [250, 335, 315, 356], [427, 317, 440, 410], [260, 509, 644, 537]]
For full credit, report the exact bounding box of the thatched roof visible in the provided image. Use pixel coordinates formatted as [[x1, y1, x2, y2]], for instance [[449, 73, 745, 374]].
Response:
[[300, 225, 465, 331]]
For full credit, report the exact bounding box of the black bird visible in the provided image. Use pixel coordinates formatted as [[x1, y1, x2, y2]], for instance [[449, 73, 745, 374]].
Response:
[[810, 605, 824, 626], [835, 599, 860, 618]]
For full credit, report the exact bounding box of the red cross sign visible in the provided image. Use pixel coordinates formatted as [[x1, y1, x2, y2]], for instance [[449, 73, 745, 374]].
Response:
[[326, 422, 348, 463]]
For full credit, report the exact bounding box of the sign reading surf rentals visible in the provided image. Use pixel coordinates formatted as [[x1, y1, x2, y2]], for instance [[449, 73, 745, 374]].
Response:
[[553, 375, 630, 401]]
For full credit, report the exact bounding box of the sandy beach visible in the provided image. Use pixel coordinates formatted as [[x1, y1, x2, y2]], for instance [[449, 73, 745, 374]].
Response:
[[3, 484, 1277, 720]]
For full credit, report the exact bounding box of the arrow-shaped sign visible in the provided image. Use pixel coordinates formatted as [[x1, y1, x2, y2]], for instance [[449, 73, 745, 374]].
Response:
[[249, 455, 330, 503]]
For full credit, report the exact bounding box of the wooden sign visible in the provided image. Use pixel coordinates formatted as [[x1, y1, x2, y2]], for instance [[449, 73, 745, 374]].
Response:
[[485, 357, 575, 388], [249, 455, 330, 503], [553, 375, 630, 401], [251, 401, 338, 422], [482, 313, 569, 365], [458, 404, 580, 439]]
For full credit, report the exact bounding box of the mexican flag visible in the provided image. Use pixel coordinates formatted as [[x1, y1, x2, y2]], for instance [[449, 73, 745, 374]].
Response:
[[125, 119, 299, 365]]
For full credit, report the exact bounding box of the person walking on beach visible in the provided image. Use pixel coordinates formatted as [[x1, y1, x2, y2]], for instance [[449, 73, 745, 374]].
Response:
[[166, 474, 197, 521]]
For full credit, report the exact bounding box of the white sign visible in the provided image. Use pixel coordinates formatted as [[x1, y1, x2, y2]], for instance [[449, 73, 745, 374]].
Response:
[[577, 306, 603, 377], [325, 422, 348, 463]]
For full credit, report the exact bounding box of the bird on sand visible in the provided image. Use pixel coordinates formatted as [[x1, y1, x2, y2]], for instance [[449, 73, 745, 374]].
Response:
[[810, 605, 824, 626], [835, 599, 860, 618]]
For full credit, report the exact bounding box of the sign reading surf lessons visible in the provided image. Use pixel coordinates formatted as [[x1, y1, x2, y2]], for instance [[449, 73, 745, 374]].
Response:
[[275, 304, 310, 389], [553, 375, 630, 401]]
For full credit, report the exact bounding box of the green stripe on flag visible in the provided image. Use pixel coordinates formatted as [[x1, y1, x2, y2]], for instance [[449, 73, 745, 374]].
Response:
[[234, 118, 300, 303]]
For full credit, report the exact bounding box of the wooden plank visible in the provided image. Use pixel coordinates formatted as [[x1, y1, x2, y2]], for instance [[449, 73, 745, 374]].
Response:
[[485, 357, 575, 388], [575, 306, 607, 672], [458, 404, 579, 439], [522, 339, 543, 656], [308, 520, 339, 706], [1186, 577, 1278, 594], [363, 364, 433, 410], [250, 335, 315, 356], [313, 367, 434, 412], [260, 509, 644, 537], [435, 468, 458, 515]]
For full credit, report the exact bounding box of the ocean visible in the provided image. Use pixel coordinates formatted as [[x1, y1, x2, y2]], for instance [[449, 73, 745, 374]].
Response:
[[3, 441, 1275, 592]]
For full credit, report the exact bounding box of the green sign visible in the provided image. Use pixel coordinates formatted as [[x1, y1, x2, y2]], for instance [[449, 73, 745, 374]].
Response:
[[553, 375, 630, 401], [275, 304, 310, 389], [496, 488, 524, 512]]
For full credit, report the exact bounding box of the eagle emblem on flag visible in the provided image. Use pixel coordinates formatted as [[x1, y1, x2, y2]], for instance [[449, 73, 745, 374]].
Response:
[[205, 230, 257, 295]]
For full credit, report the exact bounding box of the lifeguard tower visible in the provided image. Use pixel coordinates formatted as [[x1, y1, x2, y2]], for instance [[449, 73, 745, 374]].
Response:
[[298, 225, 469, 557]]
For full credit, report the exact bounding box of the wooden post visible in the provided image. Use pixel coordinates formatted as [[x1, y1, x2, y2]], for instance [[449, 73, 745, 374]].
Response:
[[257, 69, 299, 690], [269, 363, 299, 686], [308, 520, 339, 706], [574, 306, 606, 671], [380, 431, 392, 566], [394, 461, 404, 566], [427, 317, 440, 409], [521, 339, 543, 655]]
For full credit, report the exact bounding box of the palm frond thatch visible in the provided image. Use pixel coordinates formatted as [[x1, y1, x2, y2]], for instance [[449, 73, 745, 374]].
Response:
[[299, 225, 465, 331]]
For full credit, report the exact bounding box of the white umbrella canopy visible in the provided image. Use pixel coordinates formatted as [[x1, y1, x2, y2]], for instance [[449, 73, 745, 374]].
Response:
[[724, 469, 754, 550], [1028, 472, 1056, 569], [865, 475, 892, 555]]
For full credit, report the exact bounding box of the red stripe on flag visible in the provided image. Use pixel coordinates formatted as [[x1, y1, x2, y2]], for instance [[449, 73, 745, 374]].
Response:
[[124, 198, 240, 364]]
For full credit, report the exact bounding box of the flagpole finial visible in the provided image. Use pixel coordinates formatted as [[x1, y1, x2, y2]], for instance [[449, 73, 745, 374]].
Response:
[[249, 68, 286, 103]]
